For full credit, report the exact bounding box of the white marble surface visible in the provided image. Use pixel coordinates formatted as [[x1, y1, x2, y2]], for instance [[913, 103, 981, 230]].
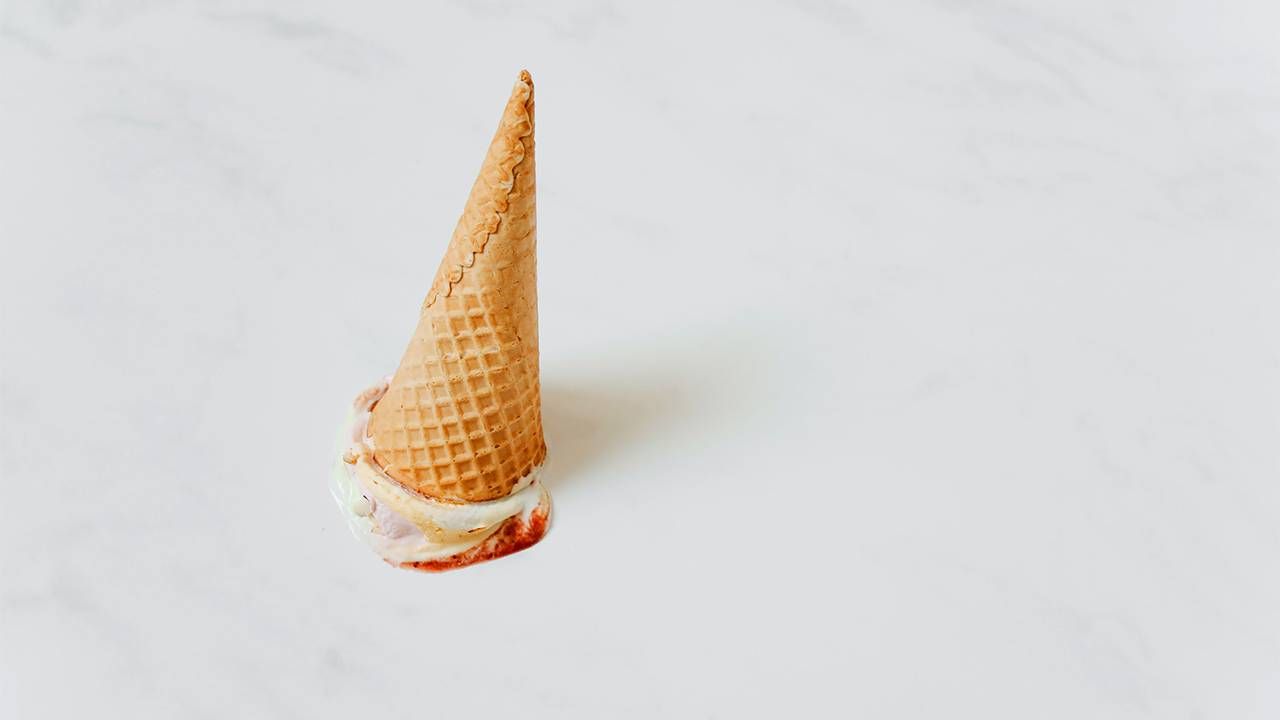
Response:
[[2, 1, 1279, 717]]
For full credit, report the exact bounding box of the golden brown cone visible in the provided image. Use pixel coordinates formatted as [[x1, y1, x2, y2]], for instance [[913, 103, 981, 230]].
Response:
[[368, 70, 545, 503]]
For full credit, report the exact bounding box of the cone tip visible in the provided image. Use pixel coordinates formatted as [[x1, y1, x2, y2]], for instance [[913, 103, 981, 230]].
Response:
[[518, 69, 532, 85]]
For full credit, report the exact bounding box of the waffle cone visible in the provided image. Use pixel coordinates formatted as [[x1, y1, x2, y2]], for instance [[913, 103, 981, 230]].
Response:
[[368, 70, 545, 503]]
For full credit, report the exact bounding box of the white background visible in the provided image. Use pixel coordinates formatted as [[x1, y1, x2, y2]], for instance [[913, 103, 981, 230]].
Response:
[[2, 1, 1279, 718]]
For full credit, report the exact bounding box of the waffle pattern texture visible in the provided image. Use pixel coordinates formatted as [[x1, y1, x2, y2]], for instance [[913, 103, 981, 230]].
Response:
[[368, 71, 545, 503]]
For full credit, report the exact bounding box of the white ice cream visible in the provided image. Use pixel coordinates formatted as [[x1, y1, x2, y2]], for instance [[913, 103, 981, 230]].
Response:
[[330, 378, 548, 565]]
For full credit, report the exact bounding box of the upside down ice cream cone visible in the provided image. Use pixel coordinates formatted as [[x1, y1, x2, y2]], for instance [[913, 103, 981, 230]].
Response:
[[331, 70, 551, 572]]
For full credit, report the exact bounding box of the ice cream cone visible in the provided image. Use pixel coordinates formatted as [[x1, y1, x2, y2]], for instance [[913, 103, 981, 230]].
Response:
[[367, 70, 546, 504]]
